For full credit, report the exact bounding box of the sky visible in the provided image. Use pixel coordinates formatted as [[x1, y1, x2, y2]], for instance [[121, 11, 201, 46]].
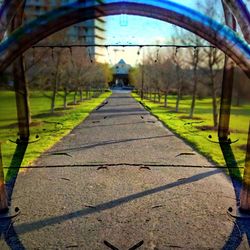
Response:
[[103, 0, 224, 65]]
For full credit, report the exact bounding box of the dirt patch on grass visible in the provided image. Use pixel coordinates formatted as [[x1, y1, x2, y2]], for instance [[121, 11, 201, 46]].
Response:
[[30, 121, 44, 127], [68, 101, 81, 106], [238, 144, 247, 151], [196, 125, 218, 131], [32, 112, 65, 119], [0, 121, 43, 129], [228, 129, 246, 134], [54, 107, 73, 111], [179, 115, 204, 120]]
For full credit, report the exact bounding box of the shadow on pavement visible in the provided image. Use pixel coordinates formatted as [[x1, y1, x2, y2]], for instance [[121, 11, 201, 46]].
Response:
[[220, 142, 250, 249], [81, 121, 154, 129], [0, 142, 28, 249], [48, 134, 174, 154], [15, 169, 220, 235]]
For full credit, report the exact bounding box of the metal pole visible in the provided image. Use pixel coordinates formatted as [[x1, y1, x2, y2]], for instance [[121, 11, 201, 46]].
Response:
[[240, 122, 250, 211], [218, 55, 235, 141], [0, 143, 8, 213], [141, 63, 144, 100], [11, 1, 30, 141], [13, 56, 30, 141], [140, 49, 144, 100], [218, 2, 236, 141]]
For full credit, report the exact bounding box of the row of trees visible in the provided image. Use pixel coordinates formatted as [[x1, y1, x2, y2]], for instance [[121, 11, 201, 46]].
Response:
[[23, 45, 112, 113], [129, 46, 224, 126], [129, 44, 250, 127], [129, 0, 250, 128]]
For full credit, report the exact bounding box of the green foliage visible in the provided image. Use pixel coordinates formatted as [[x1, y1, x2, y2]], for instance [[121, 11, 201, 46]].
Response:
[[132, 93, 249, 179]]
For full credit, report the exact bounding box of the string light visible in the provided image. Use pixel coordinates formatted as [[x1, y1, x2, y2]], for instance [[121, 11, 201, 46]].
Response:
[[50, 46, 54, 61]]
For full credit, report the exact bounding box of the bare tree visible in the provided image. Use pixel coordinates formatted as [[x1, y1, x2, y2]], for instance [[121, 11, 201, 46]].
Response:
[[170, 45, 185, 113]]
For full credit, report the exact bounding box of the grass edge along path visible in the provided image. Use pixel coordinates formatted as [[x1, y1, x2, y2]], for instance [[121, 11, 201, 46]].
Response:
[[131, 92, 246, 180], [2, 91, 111, 178]]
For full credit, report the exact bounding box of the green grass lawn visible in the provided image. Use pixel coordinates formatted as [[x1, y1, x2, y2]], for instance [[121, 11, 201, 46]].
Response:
[[132, 92, 250, 179], [0, 90, 111, 178]]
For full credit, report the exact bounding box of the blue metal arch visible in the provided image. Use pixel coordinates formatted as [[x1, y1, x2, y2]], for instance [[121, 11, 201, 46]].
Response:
[[0, 0, 249, 77]]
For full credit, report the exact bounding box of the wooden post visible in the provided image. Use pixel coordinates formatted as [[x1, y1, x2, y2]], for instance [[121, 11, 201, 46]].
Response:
[[0, 143, 8, 213], [0, 0, 25, 40], [140, 64, 144, 100], [240, 122, 250, 211], [218, 2, 236, 141], [218, 56, 235, 141], [11, 1, 30, 141], [13, 56, 30, 141]]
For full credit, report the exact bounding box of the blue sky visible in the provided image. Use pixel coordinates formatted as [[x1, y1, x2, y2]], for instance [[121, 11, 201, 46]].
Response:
[[103, 0, 223, 65], [102, 0, 249, 65], [105, 0, 201, 45]]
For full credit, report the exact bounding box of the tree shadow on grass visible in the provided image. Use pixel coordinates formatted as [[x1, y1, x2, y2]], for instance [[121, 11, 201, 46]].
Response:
[[220, 142, 250, 249], [32, 112, 65, 119], [0, 142, 28, 249]]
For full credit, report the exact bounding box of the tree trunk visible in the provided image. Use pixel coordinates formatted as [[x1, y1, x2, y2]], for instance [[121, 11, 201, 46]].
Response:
[[0, 144, 8, 213], [212, 95, 218, 127], [11, 0, 30, 140], [176, 88, 181, 113], [175, 66, 181, 113], [63, 91, 67, 110], [154, 92, 156, 103], [190, 64, 198, 118], [164, 91, 168, 107], [73, 90, 77, 105], [79, 89, 83, 102], [51, 55, 60, 113], [210, 72, 218, 128], [13, 56, 31, 140], [51, 84, 57, 113], [157, 88, 161, 103]]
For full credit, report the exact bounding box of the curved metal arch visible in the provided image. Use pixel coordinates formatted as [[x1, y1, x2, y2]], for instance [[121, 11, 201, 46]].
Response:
[[0, 1, 250, 77]]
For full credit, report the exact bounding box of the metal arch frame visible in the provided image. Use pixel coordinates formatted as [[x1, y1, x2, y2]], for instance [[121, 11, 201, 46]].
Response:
[[0, 0, 25, 40], [0, 1, 249, 77], [223, 0, 250, 43], [0, 0, 249, 216]]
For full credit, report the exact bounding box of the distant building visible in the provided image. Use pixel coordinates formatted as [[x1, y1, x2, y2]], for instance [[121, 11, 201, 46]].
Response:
[[112, 59, 131, 87], [24, 0, 105, 62]]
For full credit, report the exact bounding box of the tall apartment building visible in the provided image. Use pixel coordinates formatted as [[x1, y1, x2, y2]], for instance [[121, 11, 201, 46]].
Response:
[[24, 0, 106, 62]]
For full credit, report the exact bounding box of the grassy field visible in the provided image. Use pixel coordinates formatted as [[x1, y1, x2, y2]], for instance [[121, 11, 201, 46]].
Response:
[[132, 92, 250, 179], [0, 90, 111, 178]]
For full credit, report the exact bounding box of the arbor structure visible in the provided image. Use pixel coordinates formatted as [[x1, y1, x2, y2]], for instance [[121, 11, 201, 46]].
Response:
[[0, 0, 250, 213]]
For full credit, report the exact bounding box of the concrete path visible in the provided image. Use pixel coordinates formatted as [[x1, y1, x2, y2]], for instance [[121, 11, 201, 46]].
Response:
[[1, 93, 248, 249]]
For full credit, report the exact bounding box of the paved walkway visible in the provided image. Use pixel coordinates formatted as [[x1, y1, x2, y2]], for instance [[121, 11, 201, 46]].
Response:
[[1, 93, 249, 249]]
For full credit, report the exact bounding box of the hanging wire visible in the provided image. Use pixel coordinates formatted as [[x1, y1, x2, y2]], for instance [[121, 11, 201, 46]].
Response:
[[68, 46, 74, 66], [193, 46, 199, 64], [174, 46, 179, 64], [69, 46, 73, 57], [154, 46, 161, 63], [50, 46, 54, 61], [105, 46, 113, 65], [87, 46, 93, 63], [135, 46, 142, 65], [175, 46, 179, 58]]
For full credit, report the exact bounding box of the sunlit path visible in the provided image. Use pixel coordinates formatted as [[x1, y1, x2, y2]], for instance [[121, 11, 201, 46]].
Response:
[[1, 92, 246, 249]]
